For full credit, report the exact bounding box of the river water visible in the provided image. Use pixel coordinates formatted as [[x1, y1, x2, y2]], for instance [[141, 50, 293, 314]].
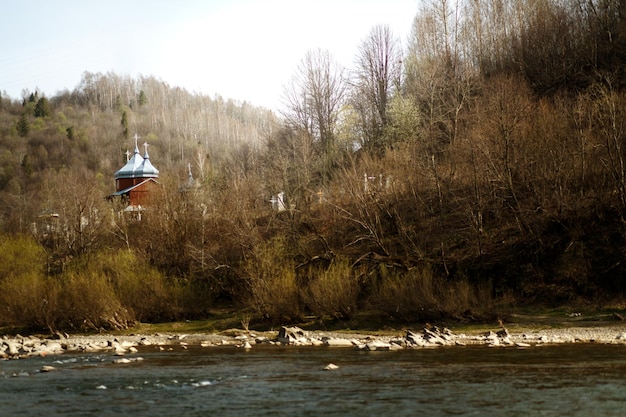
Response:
[[2, 343, 626, 416]]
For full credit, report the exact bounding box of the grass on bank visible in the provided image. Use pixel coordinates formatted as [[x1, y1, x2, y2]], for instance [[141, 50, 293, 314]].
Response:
[[78, 304, 626, 338], [2, 304, 625, 339]]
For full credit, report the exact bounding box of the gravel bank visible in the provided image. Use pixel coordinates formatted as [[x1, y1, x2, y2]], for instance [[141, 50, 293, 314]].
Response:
[[3, 324, 626, 360]]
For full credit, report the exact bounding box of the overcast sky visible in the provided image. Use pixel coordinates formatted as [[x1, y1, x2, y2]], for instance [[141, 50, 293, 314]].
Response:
[[1, 0, 418, 111]]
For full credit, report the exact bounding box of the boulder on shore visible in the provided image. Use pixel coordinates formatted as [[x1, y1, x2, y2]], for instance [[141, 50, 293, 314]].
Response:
[[277, 326, 308, 344], [323, 338, 355, 347]]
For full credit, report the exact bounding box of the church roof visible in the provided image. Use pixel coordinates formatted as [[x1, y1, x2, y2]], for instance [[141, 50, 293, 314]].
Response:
[[114, 134, 159, 180], [137, 147, 159, 177]]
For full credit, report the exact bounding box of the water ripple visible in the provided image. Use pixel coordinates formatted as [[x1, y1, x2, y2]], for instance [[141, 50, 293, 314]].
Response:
[[1, 344, 626, 416]]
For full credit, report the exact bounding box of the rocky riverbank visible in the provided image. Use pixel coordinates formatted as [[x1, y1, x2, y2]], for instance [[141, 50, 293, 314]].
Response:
[[3, 324, 626, 360]]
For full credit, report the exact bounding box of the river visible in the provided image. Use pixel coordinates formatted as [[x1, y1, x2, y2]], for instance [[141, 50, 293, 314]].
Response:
[[2, 343, 626, 416]]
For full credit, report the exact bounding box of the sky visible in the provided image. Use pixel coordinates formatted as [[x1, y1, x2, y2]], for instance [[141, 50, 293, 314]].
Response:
[[1, 0, 418, 111]]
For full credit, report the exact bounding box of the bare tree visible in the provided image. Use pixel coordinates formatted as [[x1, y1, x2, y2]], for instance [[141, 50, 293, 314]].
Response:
[[475, 74, 533, 235], [38, 169, 110, 264], [351, 24, 403, 152], [264, 125, 316, 208], [590, 77, 626, 216], [405, 0, 476, 148], [282, 49, 347, 182]]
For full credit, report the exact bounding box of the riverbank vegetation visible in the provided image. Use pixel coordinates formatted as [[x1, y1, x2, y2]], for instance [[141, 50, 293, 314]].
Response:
[[2, 0, 626, 332]]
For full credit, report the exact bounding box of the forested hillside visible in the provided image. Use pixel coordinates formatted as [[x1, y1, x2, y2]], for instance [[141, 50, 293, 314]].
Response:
[[2, 0, 626, 332]]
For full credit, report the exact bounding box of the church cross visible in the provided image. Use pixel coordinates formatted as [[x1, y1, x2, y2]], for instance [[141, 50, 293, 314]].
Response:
[[133, 133, 141, 152]]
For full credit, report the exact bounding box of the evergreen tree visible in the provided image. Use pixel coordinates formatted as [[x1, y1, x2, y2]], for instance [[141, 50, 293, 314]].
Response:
[[16, 113, 29, 137], [21, 154, 33, 177], [138, 90, 147, 106], [34, 96, 50, 117], [121, 110, 129, 139]]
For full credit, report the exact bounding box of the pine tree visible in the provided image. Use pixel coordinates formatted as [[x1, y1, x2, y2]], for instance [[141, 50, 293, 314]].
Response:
[[121, 111, 129, 139], [21, 155, 33, 177], [138, 90, 147, 106], [34, 96, 50, 117], [16, 113, 29, 137]]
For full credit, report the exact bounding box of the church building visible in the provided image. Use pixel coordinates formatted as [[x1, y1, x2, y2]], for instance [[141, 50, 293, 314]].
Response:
[[109, 134, 159, 217]]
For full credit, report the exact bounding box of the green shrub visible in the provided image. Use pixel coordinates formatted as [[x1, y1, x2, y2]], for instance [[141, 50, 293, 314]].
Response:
[[69, 250, 178, 323], [243, 238, 302, 322], [0, 272, 52, 330], [303, 257, 360, 319], [57, 270, 132, 331], [0, 234, 45, 282], [0, 244, 186, 331], [0, 235, 51, 329]]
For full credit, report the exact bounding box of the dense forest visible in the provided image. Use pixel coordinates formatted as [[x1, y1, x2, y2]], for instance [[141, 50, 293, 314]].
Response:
[[2, 0, 626, 332]]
